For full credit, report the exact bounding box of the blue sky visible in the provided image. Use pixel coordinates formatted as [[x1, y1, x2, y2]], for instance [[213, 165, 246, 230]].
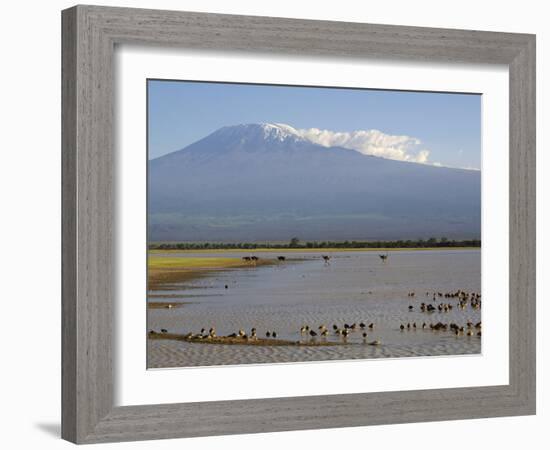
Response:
[[148, 79, 481, 169]]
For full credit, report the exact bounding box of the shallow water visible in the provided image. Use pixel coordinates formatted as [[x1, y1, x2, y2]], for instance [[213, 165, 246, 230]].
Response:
[[147, 249, 481, 368]]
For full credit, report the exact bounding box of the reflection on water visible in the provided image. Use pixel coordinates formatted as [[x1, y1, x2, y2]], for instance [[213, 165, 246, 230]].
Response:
[[148, 250, 481, 368]]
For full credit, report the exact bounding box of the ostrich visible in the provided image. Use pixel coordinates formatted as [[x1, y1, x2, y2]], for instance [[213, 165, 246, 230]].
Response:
[[277, 256, 286, 262], [378, 252, 389, 263], [322, 255, 331, 265]]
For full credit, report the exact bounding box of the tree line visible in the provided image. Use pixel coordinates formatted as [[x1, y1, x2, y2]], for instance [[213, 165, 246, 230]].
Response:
[[149, 237, 481, 250]]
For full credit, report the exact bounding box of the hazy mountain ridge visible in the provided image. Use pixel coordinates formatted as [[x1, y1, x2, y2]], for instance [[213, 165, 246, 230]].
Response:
[[148, 123, 481, 242]]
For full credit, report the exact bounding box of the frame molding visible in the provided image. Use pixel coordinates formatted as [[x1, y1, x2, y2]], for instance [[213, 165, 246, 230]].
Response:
[[62, 5, 536, 444]]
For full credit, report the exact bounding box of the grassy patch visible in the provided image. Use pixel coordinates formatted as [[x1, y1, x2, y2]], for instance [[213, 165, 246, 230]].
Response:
[[147, 256, 274, 289], [149, 256, 251, 270]]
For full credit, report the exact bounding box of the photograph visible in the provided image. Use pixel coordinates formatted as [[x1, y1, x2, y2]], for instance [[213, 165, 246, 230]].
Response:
[[146, 79, 482, 368]]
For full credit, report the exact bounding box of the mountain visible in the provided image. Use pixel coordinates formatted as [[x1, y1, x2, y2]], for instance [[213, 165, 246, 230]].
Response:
[[148, 123, 481, 242]]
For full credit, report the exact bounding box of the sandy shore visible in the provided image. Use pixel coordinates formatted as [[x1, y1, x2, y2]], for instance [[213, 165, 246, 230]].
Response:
[[148, 302, 190, 309], [148, 331, 344, 347]]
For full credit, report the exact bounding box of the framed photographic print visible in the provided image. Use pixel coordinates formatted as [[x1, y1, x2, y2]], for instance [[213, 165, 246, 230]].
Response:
[[62, 5, 536, 444], [146, 80, 484, 369]]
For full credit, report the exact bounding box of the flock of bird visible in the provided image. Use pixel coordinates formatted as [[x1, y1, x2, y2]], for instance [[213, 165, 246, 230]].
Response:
[[399, 320, 481, 336], [151, 292, 481, 344], [402, 289, 482, 337], [407, 290, 482, 313], [150, 326, 278, 341], [150, 323, 382, 345], [299, 322, 381, 345]]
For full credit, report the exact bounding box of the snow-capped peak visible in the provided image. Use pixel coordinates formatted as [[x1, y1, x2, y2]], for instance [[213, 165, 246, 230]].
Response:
[[211, 123, 308, 145], [245, 122, 307, 143], [259, 123, 303, 140]]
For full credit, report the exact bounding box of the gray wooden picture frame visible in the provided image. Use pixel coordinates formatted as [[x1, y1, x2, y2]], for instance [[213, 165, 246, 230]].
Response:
[[61, 5, 536, 444]]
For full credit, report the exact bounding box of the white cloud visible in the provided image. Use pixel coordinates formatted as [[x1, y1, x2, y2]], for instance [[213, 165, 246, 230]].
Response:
[[296, 127, 432, 164]]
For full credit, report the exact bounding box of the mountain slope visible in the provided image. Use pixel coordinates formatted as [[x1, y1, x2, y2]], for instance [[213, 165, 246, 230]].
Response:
[[148, 123, 481, 242]]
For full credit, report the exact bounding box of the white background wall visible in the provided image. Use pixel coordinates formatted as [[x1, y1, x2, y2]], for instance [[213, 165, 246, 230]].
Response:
[[0, 1, 546, 448]]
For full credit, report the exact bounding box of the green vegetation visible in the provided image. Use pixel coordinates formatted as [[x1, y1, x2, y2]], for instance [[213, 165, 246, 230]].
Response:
[[148, 256, 247, 270], [149, 237, 481, 251]]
